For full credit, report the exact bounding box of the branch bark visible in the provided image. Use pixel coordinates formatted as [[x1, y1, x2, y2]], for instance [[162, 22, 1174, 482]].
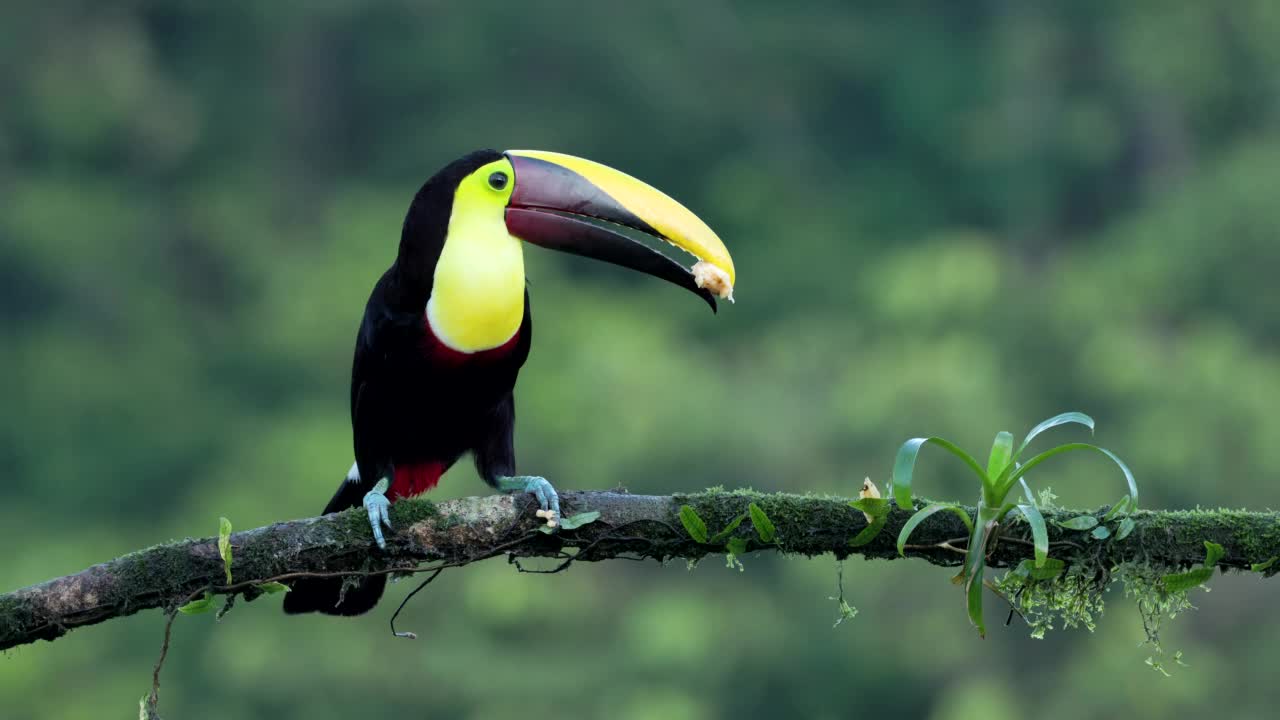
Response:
[[3, 489, 1278, 652]]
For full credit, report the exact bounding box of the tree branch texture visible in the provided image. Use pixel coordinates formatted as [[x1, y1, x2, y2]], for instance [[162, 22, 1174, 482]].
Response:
[[3, 489, 1278, 652]]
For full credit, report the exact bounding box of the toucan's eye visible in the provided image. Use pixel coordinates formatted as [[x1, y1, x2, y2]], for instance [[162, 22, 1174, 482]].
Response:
[[488, 171, 509, 190]]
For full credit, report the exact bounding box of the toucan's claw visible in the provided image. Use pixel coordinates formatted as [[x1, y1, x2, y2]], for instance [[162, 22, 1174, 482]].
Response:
[[364, 478, 393, 549], [498, 475, 561, 529]]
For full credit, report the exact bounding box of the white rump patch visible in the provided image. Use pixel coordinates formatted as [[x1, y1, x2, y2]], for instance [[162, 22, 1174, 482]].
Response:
[[345, 461, 361, 483]]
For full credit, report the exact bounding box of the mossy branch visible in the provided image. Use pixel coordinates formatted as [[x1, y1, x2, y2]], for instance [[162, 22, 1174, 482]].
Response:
[[3, 489, 1279, 652]]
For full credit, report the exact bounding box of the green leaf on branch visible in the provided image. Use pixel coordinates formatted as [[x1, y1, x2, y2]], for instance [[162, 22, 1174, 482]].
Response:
[[890, 437, 988, 512], [1013, 503, 1049, 567], [748, 503, 777, 543], [218, 517, 233, 584], [1091, 525, 1111, 540], [987, 431, 1014, 484], [998, 443, 1138, 509], [1057, 515, 1099, 531], [1203, 541, 1225, 567], [709, 513, 746, 544], [849, 514, 887, 547], [558, 511, 601, 531], [178, 591, 214, 615], [258, 582, 290, 594], [967, 564, 986, 638], [848, 497, 889, 518], [849, 496, 891, 547], [1014, 412, 1094, 461], [679, 505, 708, 543], [1162, 567, 1214, 592], [1251, 557, 1277, 574], [1116, 517, 1136, 541], [897, 503, 968, 556], [1011, 557, 1066, 582], [1103, 496, 1134, 522]]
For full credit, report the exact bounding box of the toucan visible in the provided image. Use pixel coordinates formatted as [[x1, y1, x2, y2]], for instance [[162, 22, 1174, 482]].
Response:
[[283, 149, 736, 615]]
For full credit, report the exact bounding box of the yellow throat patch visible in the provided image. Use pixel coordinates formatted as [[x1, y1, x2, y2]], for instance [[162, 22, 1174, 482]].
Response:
[[425, 158, 526, 353]]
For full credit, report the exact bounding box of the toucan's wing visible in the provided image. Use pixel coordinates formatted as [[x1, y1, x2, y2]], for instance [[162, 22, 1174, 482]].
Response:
[[349, 271, 415, 492]]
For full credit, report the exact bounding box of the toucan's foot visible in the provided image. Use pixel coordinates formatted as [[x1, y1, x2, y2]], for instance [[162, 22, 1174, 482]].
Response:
[[364, 477, 393, 549], [497, 475, 561, 528]]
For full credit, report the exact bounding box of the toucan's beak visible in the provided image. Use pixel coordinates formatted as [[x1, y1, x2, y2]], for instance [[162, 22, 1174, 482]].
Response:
[[504, 150, 735, 312]]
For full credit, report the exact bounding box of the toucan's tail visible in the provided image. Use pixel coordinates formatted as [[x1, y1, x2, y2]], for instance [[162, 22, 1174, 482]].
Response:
[[282, 478, 387, 616]]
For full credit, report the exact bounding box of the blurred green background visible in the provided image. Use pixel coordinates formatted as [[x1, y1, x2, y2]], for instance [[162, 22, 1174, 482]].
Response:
[[3, 2, 1279, 718]]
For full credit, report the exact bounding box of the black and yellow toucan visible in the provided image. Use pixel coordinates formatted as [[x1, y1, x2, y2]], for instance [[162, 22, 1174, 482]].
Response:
[[283, 149, 735, 615]]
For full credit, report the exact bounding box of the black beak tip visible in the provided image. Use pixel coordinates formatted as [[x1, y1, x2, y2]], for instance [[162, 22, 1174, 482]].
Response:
[[700, 289, 719, 314]]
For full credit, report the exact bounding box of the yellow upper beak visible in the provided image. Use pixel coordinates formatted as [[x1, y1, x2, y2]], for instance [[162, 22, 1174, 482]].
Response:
[[505, 150, 736, 300]]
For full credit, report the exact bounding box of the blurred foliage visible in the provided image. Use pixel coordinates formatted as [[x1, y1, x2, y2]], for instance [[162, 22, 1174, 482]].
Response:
[[2, 2, 1279, 718]]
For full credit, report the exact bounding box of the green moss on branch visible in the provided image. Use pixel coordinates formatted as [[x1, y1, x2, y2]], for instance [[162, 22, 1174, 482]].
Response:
[[2, 490, 1278, 652]]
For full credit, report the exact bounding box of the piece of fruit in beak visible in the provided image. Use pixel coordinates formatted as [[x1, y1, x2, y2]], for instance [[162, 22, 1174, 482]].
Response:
[[692, 261, 734, 302]]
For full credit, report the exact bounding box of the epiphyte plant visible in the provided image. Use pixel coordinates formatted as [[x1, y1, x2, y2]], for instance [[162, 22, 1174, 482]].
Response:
[[891, 412, 1138, 636]]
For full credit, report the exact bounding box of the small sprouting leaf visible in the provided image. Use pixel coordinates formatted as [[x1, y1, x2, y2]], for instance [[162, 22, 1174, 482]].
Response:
[[1015, 411, 1095, 460], [748, 503, 777, 543], [890, 437, 988, 513], [1203, 541, 1225, 567], [1057, 515, 1099, 531], [1014, 504, 1049, 567], [679, 505, 708, 543], [558, 511, 601, 531], [178, 591, 214, 615], [987, 431, 1014, 485], [1091, 525, 1111, 540], [848, 497, 889, 518], [1116, 517, 1136, 541], [849, 514, 888, 547], [1251, 557, 1277, 573], [709, 513, 746, 543], [1162, 567, 1214, 592], [897, 503, 965, 556], [258, 582, 290, 594], [1103, 496, 1133, 522], [218, 517, 233, 584]]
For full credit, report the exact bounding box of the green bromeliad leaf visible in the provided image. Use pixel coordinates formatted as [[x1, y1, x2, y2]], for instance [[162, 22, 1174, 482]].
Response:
[[1013, 503, 1049, 567], [987, 431, 1014, 485], [890, 437, 988, 512], [897, 503, 970, 556], [1014, 412, 1095, 462]]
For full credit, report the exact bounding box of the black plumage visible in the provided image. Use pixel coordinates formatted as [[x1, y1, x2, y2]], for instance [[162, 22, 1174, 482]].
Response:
[[284, 150, 532, 616]]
